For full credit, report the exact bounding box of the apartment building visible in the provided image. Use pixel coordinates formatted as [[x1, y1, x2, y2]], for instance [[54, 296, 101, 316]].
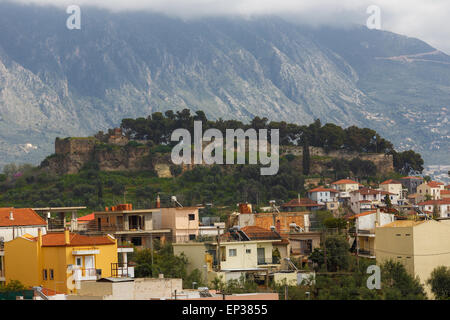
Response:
[[375, 219, 450, 298]]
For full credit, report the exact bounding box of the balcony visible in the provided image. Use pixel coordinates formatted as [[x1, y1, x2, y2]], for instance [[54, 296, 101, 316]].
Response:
[[111, 263, 134, 278], [358, 249, 376, 259], [73, 268, 101, 281], [257, 257, 281, 265]]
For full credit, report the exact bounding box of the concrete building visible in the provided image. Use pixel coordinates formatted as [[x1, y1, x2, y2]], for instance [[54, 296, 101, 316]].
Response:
[[375, 219, 450, 298], [89, 205, 171, 248], [160, 207, 201, 243]]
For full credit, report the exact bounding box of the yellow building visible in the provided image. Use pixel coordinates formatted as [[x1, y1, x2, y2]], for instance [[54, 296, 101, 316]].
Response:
[[375, 219, 450, 298], [4, 229, 118, 294]]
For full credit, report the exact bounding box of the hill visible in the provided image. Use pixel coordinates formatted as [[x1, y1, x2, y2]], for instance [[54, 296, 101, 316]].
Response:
[[0, 3, 448, 167]]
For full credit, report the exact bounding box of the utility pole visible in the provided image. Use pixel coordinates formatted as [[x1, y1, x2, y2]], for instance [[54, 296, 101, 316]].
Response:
[[355, 220, 359, 269], [216, 226, 221, 271]]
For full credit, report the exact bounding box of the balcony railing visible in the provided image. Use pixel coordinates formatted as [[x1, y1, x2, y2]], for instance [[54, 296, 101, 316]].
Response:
[[358, 249, 375, 257], [73, 268, 100, 281], [257, 257, 281, 265]]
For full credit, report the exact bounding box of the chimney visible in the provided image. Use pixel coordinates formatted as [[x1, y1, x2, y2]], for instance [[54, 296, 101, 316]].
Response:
[[156, 194, 161, 208], [9, 210, 14, 220], [375, 209, 381, 227], [64, 228, 70, 245]]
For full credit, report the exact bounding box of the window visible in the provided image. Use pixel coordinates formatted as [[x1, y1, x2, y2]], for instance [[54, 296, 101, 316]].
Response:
[[189, 234, 196, 240], [50, 269, 54, 280], [246, 249, 251, 254], [131, 237, 142, 246], [188, 214, 195, 221], [43, 269, 48, 280], [229, 249, 237, 257], [75, 257, 83, 267]]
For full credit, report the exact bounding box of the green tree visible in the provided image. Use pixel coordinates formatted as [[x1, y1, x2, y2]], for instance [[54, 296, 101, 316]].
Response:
[[380, 260, 426, 300], [427, 266, 450, 300]]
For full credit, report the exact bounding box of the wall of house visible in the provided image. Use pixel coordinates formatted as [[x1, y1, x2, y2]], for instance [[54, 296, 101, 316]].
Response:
[[134, 278, 182, 299], [413, 221, 450, 298], [0, 226, 47, 242], [4, 237, 39, 288], [220, 242, 259, 270], [161, 208, 199, 242], [173, 243, 208, 274], [375, 226, 415, 276]]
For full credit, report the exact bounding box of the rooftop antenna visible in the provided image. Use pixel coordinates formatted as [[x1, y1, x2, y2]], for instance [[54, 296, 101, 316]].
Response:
[[171, 196, 183, 208]]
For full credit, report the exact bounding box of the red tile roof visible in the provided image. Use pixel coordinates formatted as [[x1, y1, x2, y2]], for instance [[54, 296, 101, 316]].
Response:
[[32, 232, 115, 247], [380, 179, 402, 185], [427, 181, 444, 188], [331, 179, 359, 185], [347, 210, 377, 219], [281, 198, 322, 207], [441, 190, 450, 195], [241, 226, 281, 240], [0, 208, 46, 227], [308, 187, 339, 193], [418, 199, 450, 206], [400, 176, 423, 180], [77, 213, 95, 222]]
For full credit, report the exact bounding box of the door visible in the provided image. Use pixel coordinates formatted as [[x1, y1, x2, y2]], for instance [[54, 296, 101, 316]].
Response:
[[257, 248, 265, 265], [84, 256, 95, 276]]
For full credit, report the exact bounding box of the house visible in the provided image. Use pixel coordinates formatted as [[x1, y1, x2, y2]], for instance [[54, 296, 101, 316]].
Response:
[[399, 176, 424, 194], [417, 181, 445, 202], [417, 199, 450, 218], [0, 207, 47, 242], [375, 219, 450, 298], [280, 198, 324, 212], [88, 204, 172, 248], [379, 179, 406, 200], [160, 207, 201, 243], [347, 209, 395, 259], [173, 226, 285, 285], [4, 228, 120, 294], [307, 187, 340, 211], [349, 187, 396, 214], [330, 179, 359, 199], [440, 189, 450, 199]]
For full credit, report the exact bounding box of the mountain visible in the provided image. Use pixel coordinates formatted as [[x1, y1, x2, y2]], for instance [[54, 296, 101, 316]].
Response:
[[0, 2, 448, 168]]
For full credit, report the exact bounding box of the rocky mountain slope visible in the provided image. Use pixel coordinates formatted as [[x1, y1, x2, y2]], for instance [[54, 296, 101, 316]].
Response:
[[0, 2, 448, 168]]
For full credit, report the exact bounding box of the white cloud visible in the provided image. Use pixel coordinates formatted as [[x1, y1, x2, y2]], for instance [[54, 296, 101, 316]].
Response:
[[5, 0, 450, 53]]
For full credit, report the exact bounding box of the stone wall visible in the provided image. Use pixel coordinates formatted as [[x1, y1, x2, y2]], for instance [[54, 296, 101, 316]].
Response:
[[281, 145, 394, 174]]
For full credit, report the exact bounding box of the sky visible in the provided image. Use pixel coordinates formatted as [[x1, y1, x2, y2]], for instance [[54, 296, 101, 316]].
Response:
[[5, 0, 450, 54]]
